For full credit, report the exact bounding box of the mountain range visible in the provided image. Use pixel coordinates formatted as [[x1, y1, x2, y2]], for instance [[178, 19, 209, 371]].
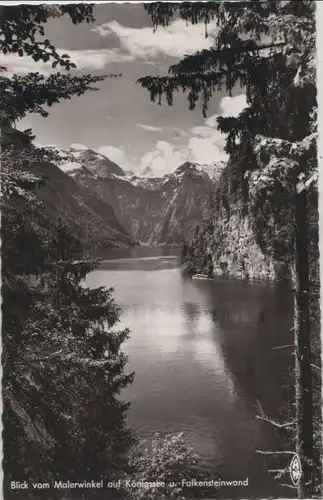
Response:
[[52, 145, 225, 247], [30, 158, 133, 253]]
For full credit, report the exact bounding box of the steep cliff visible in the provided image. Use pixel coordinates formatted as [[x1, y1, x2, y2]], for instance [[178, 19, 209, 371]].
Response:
[[181, 161, 290, 281], [30, 159, 133, 253], [153, 164, 216, 244]]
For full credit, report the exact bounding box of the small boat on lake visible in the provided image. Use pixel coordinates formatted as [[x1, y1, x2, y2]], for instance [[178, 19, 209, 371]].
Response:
[[192, 274, 214, 281]]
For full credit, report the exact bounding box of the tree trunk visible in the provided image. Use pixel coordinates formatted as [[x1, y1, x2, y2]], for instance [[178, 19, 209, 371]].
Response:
[[293, 189, 314, 497]]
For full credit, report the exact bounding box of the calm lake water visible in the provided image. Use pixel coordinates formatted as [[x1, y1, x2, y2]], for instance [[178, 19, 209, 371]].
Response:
[[86, 247, 294, 498]]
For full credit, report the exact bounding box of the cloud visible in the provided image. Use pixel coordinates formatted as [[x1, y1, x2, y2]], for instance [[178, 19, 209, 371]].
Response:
[[188, 133, 227, 164], [204, 115, 218, 128], [36, 94, 247, 177], [186, 120, 227, 164], [187, 94, 247, 164], [92, 19, 218, 60], [70, 143, 88, 151], [97, 145, 128, 166], [173, 128, 189, 138], [137, 124, 163, 132], [3, 48, 134, 75], [139, 141, 187, 176], [220, 94, 248, 117], [138, 135, 224, 176], [138, 94, 248, 174]]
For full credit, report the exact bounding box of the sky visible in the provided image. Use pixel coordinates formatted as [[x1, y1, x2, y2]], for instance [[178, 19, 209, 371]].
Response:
[[7, 3, 247, 175]]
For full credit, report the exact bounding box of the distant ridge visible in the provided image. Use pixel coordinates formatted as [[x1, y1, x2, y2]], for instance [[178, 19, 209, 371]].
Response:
[[52, 144, 225, 246]]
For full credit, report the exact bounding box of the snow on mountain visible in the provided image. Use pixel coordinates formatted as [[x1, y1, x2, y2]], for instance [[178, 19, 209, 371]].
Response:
[[195, 161, 226, 180], [60, 160, 82, 173], [123, 161, 225, 190], [172, 161, 225, 182], [51, 146, 226, 245], [55, 145, 126, 178], [122, 173, 164, 190], [54, 145, 225, 189]]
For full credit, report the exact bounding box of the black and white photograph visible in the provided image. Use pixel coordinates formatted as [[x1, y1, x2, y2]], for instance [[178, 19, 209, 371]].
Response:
[[1, 1, 321, 499]]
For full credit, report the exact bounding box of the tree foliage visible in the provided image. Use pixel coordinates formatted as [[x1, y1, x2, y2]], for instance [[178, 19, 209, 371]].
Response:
[[139, 1, 315, 126], [139, 0, 317, 264], [2, 5, 204, 499], [127, 433, 199, 500], [139, 2, 320, 497], [1, 5, 132, 498], [0, 4, 94, 66], [1, 69, 108, 124], [0, 4, 120, 125]]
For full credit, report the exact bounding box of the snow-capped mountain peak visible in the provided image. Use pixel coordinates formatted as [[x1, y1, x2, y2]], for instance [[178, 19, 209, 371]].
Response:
[[173, 161, 225, 181], [53, 144, 225, 192], [54, 145, 126, 179]]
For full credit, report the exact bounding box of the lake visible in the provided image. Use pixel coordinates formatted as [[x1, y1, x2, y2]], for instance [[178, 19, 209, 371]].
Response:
[[86, 247, 294, 498]]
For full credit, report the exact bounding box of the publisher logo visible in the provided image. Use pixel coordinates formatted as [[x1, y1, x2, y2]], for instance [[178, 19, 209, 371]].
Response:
[[289, 454, 302, 486]]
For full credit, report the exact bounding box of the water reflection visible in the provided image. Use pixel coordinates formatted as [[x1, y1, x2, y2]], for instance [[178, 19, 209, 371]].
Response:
[[86, 256, 293, 498], [180, 303, 236, 399]]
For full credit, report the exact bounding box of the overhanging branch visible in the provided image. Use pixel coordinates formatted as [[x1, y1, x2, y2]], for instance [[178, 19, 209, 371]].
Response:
[[256, 416, 296, 429]]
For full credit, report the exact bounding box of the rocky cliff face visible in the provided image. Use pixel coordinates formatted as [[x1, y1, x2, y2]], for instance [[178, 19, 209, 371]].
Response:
[[153, 164, 215, 244], [182, 212, 290, 281], [56, 146, 223, 245], [181, 161, 291, 281], [210, 210, 288, 280], [67, 145, 126, 177], [50, 144, 293, 280], [30, 159, 133, 253]]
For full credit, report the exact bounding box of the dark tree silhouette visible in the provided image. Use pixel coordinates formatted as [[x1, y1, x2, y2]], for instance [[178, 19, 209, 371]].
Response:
[[138, 2, 319, 497]]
